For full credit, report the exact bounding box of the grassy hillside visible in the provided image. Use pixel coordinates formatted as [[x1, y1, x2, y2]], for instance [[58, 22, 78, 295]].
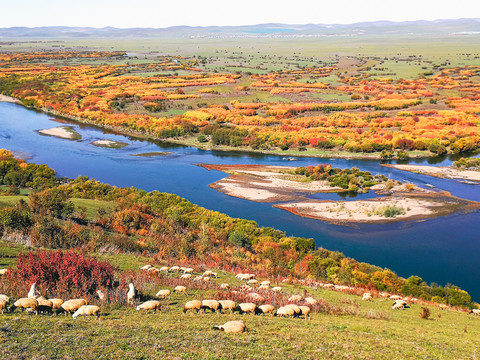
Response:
[[0, 239, 479, 360]]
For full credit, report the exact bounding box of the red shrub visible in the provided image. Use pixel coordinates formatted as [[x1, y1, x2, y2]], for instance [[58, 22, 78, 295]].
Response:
[[14, 250, 114, 298]]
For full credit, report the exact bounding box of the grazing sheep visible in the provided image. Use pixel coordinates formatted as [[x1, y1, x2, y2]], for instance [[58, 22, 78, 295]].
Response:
[[155, 289, 171, 299], [322, 283, 334, 289], [379, 292, 390, 298], [260, 281, 271, 286], [285, 304, 302, 317], [56, 299, 87, 316], [0, 299, 7, 314], [194, 276, 203, 282], [203, 276, 211, 282], [96, 290, 106, 301], [218, 300, 236, 313], [0, 294, 10, 303], [127, 283, 136, 305], [392, 300, 409, 310], [35, 297, 53, 308], [220, 283, 230, 290], [174, 286, 186, 293], [389, 295, 402, 301], [12, 298, 38, 313], [184, 268, 194, 274], [147, 267, 160, 274], [288, 295, 302, 302], [362, 293, 373, 301], [213, 320, 246, 334], [257, 304, 275, 316], [37, 305, 53, 315], [275, 306, 295, 318], [469, 309, 480, 315], [247, 292, 264, 303], [271, 287, 282, 292], [247, 279, 258, 286], [183, 300, 202, 314], [201, 300, 221, 313], [72, 305, 100, 319], [180, 274, 192, 280], [299, 306, 311, 320], [159, 266, 169, 272], [233, 303, 257, 315], [136, 300, 161, 313], [202, 270, 213, 277], [235, 273, 244, 279], [0, 269, 8, 275], [27, 283, 38, 298], [304, 297, 317, 305], [48, 298, 64, 309], [211, 272, 218, 278], [140, 264, 153, 271], [169, 266, 180, 272]]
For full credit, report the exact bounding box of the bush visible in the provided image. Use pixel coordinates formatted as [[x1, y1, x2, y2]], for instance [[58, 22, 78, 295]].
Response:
[[14, 250, 115, 298]]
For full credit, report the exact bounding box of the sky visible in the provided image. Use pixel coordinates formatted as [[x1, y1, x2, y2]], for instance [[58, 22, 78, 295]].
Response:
[[1, 0, 479, 28]]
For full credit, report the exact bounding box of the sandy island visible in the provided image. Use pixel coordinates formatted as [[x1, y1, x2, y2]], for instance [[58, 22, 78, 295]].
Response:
[[200, 164, 342, 202], [91, 139, 128, 148], [382, 164, 480, 183], [201, 164, 479, 224], [37, 126, 81, 140]]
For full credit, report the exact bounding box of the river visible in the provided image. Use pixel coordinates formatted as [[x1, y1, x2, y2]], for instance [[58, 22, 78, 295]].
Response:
[[1, 102, 479, 300]]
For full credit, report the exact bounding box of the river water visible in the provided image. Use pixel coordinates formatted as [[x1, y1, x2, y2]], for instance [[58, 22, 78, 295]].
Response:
[[1, 102, 479, 300]]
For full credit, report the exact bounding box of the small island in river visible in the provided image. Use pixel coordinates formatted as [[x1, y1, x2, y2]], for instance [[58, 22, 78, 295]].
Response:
[[201, 164, 479, 225], [37, 126, 81, 140], [91, 139, 128, 148]]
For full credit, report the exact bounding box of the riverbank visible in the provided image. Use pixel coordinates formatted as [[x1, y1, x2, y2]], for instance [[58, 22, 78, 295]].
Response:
[[0, 94, 21, 104], [0, 95, 435, 160], [382, 164, 480, 183]]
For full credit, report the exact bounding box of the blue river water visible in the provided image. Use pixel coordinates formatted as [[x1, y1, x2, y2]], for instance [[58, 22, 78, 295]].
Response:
[[1, 102, 479, 300]]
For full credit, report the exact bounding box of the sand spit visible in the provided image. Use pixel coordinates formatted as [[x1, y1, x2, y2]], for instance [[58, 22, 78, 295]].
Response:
[[91, 139, 128, 148], [382, 164, 480, 183], [200, 164, 341, 202], [37, 126, 81, 140]]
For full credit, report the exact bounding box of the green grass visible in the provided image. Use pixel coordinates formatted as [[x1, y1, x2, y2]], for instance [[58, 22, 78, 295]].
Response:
[[0, 240, 479, 358]]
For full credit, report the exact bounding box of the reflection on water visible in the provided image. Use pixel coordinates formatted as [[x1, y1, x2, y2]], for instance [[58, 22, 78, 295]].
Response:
[[1, 102, 479, 300]]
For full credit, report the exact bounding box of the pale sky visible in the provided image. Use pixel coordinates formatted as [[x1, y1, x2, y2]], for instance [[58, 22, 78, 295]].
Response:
[[1, 0, 479, 28]]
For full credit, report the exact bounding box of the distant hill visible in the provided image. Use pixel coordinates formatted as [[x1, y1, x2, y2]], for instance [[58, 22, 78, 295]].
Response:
[[0, 19, 479, 39]]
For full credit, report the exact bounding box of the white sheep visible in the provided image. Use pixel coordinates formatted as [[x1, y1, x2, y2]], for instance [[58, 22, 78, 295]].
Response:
[[202, 270, 213, 277], [304, 297, 317, 305], [392, 300, 408, 310], [96, 290, 106, 301], [285, 304, 301, 316], [169, 266, 180, 272], [27, 283, 38, 298], [213, 320, 246, 334], [0, 299, 7, 314], [180, 274, 192, 280], [0, 294, 10, 303], [159, 266, 169, 272], [140, 264, 153, 271], [257, 304, 275, 316], [287, 295, 302, 302], [136, 300, 161, 313], [127, 283, 136, 305], [299, 305, 311, 320], [260, 281, 271, 286], [156, 289, 171, 299], [174, 286, 186, 293], [220, 283, 230, 290], [48, 298, 64, 309], [469, 309, 480, 315], [72, 305, 100, 319], [275, 306, 295, 318], [389, 295, 402, 300], [183, 268, 194, 274], [0, 269, 8, 275], [362, 292, 373, 301], [271, 286, 282, 292]]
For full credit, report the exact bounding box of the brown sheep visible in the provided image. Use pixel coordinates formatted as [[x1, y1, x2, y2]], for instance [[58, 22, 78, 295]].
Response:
[[156, 289, 171, 299], [12, 298, 38, 313], [136, 300, 161, 313], [56, 299, 87, 316], [213, 320, 246, 334], [48, 298, 64, 309], [218, 300, 236, 313], [257, 304, 275, 316], [275, 306, 295, 318], [174, 286, 186, 293], [299, 305, 311, 320], [201, 300, 221, 313], [183, 300, 202, 314], [233, 303, 257, 314]]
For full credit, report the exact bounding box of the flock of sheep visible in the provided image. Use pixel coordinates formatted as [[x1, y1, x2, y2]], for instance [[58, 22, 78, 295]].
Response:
[[1, 264, 478, 334]]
